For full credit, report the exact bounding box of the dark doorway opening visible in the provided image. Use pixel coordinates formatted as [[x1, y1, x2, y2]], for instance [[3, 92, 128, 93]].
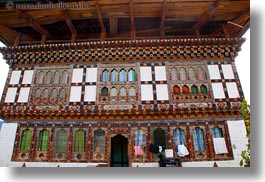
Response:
[[110, 134, 128, 167]]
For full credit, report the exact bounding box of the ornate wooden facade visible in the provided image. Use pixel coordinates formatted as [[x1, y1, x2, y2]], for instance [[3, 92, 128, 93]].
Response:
[[0, 0, 249, 167]]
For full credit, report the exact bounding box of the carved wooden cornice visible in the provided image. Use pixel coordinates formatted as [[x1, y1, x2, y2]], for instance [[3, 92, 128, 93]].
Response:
[[0, 38, 245, 66]]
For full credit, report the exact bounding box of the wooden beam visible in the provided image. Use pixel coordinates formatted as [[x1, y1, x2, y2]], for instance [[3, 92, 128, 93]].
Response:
[[0, 24, 33, 46], [66, 19, 77, 43], [16, 9, 49, 44], [221, 24, 230, 38], [192, 0, 222, 31], [129, 0, 136, 40], [109, 18, 118, 36], [96, 1, 106, 40], [160, 0, 166, 37], [62, 10, 77, 43]]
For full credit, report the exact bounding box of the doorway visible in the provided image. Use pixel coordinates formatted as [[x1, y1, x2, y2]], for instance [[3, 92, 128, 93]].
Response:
[[110, 134, 129, 167]]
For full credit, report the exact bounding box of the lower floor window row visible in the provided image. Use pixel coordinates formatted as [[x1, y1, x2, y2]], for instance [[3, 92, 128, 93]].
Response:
[[17, 124, 230, 161]]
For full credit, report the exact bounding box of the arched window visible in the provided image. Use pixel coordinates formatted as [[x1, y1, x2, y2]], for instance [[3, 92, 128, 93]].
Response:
[[55, 129, 67, 153], [180, 68, 186, 81], [94, 130, 105, 153], [51, 88, 57, 99], [42, 88, 49, 99], [37, 71, 44, 84], [171, 68, 178, 80], [128, 69, 136, 82], [134, 129, 146, 147], [111, 69, 118, 82], [173, 128, 185, 150], [191, 85, 199, 95], [212, 127, 224, 138], [101, 87, 108, 97], [74, 129, 86, 152], [59, 89, 66, 99], [120, 87, 127, 98], [34, 89, 41, 98], [198, 67, 205, 80], [182, 85, 189, 94], [54, 71, 60, 84], [110, 87, 117, 98], [45, 71, 52, 84], [173, 85, 180, 95], [200, 85, 208, 95], [189, 68, 196, 80], [102, 69, 109, 83], [62, 70, 68, 84], [193, 127, 206, 151], [37, 129, 49, 151], [119, 69, 127, 82], [20, 129, 32, 151], [153, 128, 166, 148], [129, 87, 136, 98]]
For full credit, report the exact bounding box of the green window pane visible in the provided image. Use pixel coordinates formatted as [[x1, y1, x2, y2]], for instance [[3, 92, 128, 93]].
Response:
[[56, 129, 67, 153], [74, 130, 85, 152], [20, 129, 32, 151]]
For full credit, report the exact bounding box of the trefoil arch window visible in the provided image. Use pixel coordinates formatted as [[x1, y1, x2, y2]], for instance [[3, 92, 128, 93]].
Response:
[[134, 129, 146, 147], [173, 128, 185, 150], [37, 129, 49, 151], [94, 130, 105, 153], [111, 69, 118, 82], [193, 127, 206, 151], [20, 129, 32, 151], [119, 69, 127, 82], [102, 69, 109, 83], [128, 69, 136, 82], [55, 129, 68, 153], [74, 129, 86, 152]]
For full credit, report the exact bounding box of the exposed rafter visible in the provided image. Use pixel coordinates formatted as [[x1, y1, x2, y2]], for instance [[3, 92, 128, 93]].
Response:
[[129, 0, 136, 40], [109, 18, 118, 36], [63, 10, 77, 43], [160, 0, 167, 37], [192, 0, 222, 32], [0, 24, 33, 46], [16, 9, 49, 44], [96, 1, 106, 40]]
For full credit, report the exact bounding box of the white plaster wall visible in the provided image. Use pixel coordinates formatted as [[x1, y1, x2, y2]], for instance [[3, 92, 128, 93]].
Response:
[[9, 162, 106, 167], [84, 86, 97, 102], [69, 86, 82, 102], [9, 70, 21, 84], [226, 82, 240, 98], [221, 64, 235, 79], [71, 68, 83, 83], [182, 120, 248, 167], [0, 123, 18, 167], [156, 84, 169, 100], [141, 84, 153, 101], [86, 68, 97, 82], [4, 87, 17, 103], [17, 87, 30, 103], [140, 67, 152, 81], [22, 70, 34, 84], [208, 65, 221, 80], [211, 83, 225, 99], [154, 66, 167, 81], [132, 162, 159, 167]]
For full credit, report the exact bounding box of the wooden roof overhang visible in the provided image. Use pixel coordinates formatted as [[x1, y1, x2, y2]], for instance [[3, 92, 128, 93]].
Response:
[[0, 0, 250, 47]]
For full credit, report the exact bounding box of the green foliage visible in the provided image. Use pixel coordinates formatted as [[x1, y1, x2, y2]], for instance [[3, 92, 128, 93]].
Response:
[[239, 99, 250, 167]]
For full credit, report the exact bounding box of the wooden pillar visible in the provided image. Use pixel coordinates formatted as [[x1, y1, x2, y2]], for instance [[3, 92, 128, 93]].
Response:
[[48, 124, 55, 162], [68, 124, 73, 161], [30, 124, 38, 161]]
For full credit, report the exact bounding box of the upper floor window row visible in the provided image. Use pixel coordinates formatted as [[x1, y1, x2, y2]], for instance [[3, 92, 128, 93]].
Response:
[[36, 70, 69, 85], [102, 69, 136, 83], [171, 67, 206, 81]]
